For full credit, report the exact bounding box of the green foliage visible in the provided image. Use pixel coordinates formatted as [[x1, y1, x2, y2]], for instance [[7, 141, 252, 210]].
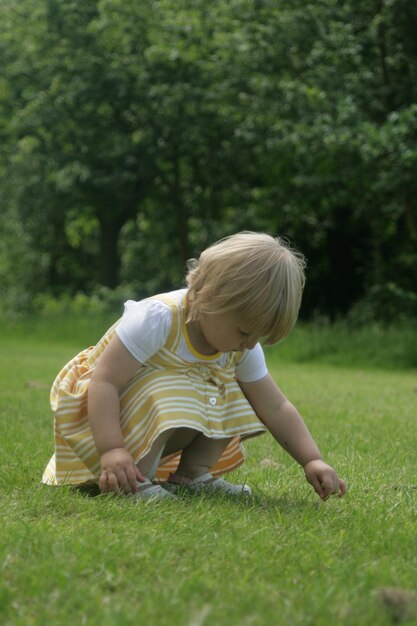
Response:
[[347, 283, 417, 326], [0, 0, 416, 319], [266, 320, 417, 370]]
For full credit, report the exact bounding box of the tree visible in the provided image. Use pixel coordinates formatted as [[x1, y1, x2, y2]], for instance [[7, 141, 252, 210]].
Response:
[[1, 0, 416, 319]]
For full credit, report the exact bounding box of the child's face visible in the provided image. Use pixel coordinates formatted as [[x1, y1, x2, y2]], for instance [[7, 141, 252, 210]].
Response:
[[198, 310, 259, 353]]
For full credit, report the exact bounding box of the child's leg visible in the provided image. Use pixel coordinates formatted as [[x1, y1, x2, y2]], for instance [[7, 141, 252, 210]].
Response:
[[137, 428, 198, 479], [174, 432, 232, 479], [167, 433, 252, 496], [137, 428, 231, 481]]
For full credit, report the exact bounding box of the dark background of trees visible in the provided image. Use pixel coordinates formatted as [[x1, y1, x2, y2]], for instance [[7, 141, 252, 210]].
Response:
[[1, 0, 416, 321]]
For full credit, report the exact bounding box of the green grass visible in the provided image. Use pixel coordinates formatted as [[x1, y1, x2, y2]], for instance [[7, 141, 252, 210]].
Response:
[[1, 318, 416, 626]]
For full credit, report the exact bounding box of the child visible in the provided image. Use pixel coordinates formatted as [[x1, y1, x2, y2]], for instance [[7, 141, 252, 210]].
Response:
[[43, 232, 347, 501]]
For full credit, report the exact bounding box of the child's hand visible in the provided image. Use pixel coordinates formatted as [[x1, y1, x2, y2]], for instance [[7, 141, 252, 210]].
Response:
[[303, 459, 347, 500], [99, 447, 145, 494]]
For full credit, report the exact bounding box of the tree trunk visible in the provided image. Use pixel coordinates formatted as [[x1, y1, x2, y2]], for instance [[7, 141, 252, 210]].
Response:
[[370, 214, 383, 286], [98, 215, 122, 288]]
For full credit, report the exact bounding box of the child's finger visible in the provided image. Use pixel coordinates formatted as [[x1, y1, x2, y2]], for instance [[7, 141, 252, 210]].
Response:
[[99, 471, 109, 493], [113, 468, 133, 494], [106, 471, 121, 493], [308, 474, 324, 499], [135, 465, 146, 483], [125, 465, 139, 493], [338, 478, 347, 497], [323, 474, 343, 499], [321, 475, 338, 500]]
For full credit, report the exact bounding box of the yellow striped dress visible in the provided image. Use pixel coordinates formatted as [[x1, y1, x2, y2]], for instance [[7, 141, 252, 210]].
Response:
[[42, 292, 267, 486]]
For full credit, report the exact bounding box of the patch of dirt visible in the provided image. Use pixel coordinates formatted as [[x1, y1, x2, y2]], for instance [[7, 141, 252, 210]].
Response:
[[378, 587, 417, 624]]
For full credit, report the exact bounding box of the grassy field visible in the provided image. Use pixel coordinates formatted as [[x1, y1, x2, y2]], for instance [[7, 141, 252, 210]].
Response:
[[0, 317, 416, 626]]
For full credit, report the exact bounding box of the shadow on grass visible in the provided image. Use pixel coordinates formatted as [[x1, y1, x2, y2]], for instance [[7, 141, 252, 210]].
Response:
[[72, 481, 315, 515]]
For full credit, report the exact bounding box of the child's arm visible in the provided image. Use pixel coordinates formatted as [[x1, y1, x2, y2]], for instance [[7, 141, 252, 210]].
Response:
[[239, 374, 347, 499], [88, 335, 146, 494]]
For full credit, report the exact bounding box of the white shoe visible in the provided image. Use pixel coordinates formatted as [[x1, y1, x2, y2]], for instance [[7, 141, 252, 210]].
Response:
[[134, 478, 177, 500], [167, 472, 251, 496]]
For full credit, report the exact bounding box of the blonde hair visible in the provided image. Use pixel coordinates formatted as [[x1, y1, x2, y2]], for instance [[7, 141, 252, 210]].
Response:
[[186, 231, 306, 345]]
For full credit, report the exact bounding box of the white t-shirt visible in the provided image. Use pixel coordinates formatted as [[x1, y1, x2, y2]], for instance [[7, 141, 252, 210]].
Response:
[[116, 289, 268, 383]]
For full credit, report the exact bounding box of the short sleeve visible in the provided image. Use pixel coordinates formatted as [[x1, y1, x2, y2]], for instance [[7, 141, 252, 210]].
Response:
[[115, 298, 172, 364], [235, 343, 268, 383]]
